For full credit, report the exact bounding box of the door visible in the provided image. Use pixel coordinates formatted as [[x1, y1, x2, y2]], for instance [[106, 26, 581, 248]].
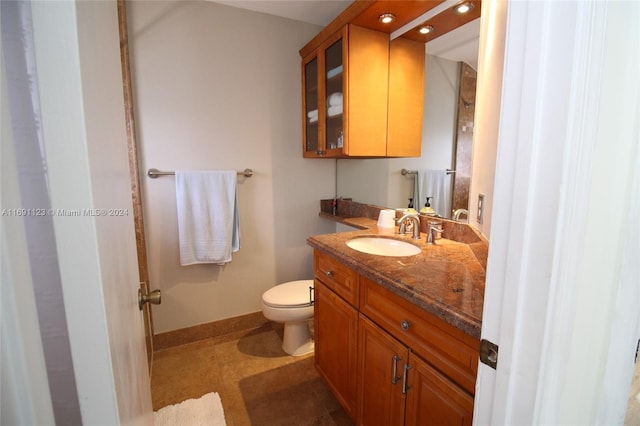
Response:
[[357, 316, 407, 426], [474, 0, 640, 424], [314, 281, 359, 419], [405, 353, 473, 426], [117, 0, 155, 368], [14, 1, 154, 424]]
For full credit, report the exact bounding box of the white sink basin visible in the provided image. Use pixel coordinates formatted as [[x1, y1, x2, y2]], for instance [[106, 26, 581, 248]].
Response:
[[346, 236, 422, 257]]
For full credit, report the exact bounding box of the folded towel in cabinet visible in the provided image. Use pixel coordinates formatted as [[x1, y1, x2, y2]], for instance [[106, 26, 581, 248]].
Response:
[[327, 92, 343, 107], [328, 104, 343, 117], [307, 109, 318, 123], [175, 171, 240, 265], [326, 65, 343, 79]]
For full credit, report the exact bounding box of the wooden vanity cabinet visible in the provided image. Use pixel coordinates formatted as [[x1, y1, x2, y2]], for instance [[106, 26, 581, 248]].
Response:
[[358, 316, 473, 426], [313, 251, 360, 418], [313, 249, 479, 425]]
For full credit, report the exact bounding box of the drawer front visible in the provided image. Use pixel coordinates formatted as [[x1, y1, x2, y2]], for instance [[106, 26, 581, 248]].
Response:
[[314, 250, 359, 307], [359, 277, 479, 395]]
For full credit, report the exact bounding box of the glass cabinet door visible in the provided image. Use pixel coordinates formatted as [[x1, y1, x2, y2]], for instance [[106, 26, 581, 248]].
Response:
[[303, 56, 319, 155], [301, 28, 346, 158], [324, 37, 343, 152]]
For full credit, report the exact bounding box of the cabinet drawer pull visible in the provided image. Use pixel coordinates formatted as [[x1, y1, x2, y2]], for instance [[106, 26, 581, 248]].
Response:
[[402, 363, 411, 395], [391, 355, 402, 385], [326, 270, 333, 277], [401, 320, 410, 330]]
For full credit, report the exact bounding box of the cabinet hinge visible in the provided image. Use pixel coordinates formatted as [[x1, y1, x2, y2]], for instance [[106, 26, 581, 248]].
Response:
[[480, 339, 498, 369]]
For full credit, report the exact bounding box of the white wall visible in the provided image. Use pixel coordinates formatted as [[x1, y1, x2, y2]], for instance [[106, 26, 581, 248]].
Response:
[[467, 1, 505, 239], [128, 1, 335, 333], [337, 54, 459, 210]]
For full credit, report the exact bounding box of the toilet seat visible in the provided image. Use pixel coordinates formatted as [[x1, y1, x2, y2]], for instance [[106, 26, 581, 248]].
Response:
[[262, 280, 313, 308]]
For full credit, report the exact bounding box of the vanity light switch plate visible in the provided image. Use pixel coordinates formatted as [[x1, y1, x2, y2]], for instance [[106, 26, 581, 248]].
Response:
[[477, 193, 484, 224]]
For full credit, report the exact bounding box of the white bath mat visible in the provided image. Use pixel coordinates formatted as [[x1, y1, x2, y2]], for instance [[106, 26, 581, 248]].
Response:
[[154, 392, 226, 426]]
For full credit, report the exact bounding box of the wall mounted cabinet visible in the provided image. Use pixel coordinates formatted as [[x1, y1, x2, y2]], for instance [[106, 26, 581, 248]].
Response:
[[301, 25, 423, 158], [302, 25, 389, 158]]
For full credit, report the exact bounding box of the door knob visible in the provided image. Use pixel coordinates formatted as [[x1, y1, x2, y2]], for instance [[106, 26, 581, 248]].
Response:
[[138, 288, 161, 311]]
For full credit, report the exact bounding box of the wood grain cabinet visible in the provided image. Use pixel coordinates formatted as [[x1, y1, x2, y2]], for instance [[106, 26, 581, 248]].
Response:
[[313, 251, 360, 418], [301, 25, 424, 158], [313, 249, 478, 425]]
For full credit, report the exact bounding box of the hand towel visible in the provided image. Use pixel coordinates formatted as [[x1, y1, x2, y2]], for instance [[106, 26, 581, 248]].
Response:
[[175, 171, 240, 265], [413, 169, 452, 218]]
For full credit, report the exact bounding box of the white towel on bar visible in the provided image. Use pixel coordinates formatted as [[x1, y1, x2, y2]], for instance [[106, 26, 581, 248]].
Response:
[[413, 169, 452, 218], [175, 171, 240, 265]]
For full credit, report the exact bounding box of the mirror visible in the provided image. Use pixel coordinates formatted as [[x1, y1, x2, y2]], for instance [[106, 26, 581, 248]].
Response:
[[336, 17, 481, 220]]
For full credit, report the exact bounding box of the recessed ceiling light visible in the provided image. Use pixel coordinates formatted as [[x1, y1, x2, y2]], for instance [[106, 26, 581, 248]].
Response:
[[379, 13, 396, 24], [419, 25, 434, 35], [454, 2, 474, 14]]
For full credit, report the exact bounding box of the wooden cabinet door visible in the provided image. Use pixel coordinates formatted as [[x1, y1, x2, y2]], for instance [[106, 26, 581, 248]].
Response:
[[357, 316, 407, 426], [405, 353, 474, 426], [386, 36, 424, 157], [314, 280, 358, 419]]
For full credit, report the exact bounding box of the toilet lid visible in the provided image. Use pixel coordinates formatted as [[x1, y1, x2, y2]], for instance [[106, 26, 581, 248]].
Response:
[[263, 280, 314, 308]]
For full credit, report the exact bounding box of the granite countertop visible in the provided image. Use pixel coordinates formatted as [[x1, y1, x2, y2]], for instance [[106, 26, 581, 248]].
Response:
[[307, 200, 487, 338]]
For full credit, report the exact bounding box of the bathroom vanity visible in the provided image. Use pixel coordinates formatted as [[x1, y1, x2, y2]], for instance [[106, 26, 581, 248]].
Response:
[[308, 201, 486, 425]]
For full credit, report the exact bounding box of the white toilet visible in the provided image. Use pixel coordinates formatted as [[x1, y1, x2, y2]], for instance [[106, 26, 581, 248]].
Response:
[[262, 280, 315, 356]]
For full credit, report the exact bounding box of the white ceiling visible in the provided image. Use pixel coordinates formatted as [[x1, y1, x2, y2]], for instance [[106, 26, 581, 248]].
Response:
[[211, 0, 479, 68], [212, 1, 352, 27]]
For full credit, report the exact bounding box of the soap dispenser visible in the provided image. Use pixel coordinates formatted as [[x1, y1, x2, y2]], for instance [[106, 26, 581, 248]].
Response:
[[420, 197, 436, 216]]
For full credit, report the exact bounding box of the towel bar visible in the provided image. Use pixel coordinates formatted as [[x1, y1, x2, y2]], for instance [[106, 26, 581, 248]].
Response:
[[401, 168, 456, 176], [147, 168, 253, 179]]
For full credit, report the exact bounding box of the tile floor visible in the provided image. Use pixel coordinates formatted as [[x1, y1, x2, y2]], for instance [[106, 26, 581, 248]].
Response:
[[151, 323, 353, 426], [625, 357, 640, 425], [151, 320, 640, 425]]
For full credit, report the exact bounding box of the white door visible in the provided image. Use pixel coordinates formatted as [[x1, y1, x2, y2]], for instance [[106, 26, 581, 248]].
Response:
[[474, 1, 640, 424], [1, 1, 153, 424]]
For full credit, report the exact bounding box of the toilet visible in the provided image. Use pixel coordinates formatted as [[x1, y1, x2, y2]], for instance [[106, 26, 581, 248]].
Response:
[[262, 280, 315, 356]]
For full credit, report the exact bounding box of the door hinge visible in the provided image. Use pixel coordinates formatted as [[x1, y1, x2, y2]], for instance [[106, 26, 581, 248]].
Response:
[[480, 339, 498, 369]]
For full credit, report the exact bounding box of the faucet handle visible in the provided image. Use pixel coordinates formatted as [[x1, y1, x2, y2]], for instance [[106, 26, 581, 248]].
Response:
[[427, 224, 444, 244], [398, 220, 407, 235]]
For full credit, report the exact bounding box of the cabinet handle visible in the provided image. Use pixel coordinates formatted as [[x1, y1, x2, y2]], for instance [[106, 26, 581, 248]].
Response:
[[401, 320, 410, 330], [326, 270, 333, 277], [402, 363, 411, 395], [391, 355, 402, 385]]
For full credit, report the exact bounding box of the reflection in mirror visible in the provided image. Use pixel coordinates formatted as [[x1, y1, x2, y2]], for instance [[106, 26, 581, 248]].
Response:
[[336, 19, 480, 220]]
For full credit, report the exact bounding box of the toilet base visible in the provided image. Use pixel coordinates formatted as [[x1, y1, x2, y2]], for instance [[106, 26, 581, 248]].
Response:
[[282, 320, 314, 356]]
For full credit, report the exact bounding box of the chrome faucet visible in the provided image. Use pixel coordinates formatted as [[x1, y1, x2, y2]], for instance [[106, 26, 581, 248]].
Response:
[[453, 208, 469, 222], [427, 224, 444, 244], [397, 213, 421, 239]]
